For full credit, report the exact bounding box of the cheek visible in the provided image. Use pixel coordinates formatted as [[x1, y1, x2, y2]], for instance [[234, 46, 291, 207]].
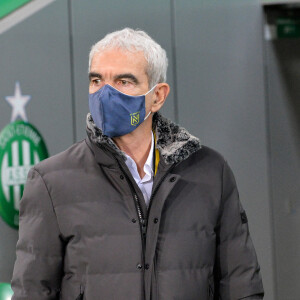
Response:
[[89, 85, 100, 94], [89, 80, 105, 94]]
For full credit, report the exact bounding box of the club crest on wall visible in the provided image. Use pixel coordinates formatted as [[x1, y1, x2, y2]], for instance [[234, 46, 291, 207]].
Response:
[[0, 82, 48, 229]]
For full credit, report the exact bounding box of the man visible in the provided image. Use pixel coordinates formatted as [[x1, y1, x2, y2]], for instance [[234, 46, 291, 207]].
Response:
[[12, 28, 264, 299]]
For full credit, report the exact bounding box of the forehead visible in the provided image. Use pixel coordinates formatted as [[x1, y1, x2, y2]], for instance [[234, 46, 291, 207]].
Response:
[[90, 48, 147, 75]]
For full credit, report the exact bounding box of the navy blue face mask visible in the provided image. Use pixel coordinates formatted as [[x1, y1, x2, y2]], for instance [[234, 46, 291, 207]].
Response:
[[89, 84, 156, 137]]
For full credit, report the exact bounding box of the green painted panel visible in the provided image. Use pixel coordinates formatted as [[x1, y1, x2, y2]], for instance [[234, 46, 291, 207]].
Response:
[[0, 0, 32, 20], [277, 18, 300, 39]]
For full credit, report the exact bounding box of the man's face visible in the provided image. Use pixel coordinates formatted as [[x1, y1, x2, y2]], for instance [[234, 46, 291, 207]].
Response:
[[89, 48, 150, 96]]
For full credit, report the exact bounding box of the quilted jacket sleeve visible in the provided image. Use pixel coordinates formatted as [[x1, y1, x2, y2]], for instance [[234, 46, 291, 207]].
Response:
[[11, 168, 63, 300], [215, 161, 264, 300]]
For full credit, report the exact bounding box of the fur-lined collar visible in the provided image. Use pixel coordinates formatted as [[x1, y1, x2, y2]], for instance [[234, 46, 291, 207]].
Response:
[[86, 112, 201, 165]]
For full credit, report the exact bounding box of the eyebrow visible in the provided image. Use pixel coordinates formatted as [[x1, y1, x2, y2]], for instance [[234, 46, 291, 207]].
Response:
[[88, 72, 139, 85], [114, 73, 139, 85], [88, 72, 102, 80]]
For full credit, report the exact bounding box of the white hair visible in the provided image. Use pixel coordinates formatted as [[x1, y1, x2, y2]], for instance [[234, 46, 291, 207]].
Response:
[[89, 28, 168, 87]]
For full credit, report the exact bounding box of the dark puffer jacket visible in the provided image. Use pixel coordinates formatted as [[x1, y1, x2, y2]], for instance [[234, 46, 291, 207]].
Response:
[[11, 112, 264, 299]]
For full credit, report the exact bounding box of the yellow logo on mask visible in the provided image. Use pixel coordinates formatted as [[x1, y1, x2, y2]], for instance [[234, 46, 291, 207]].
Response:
[[130, 112, 140, 126]]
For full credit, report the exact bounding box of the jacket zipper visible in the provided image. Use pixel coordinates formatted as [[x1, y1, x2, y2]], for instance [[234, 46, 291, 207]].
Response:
[[124, 183, 147, 300], [116, 162, 147, 246], [100, 145, 179, 300], [134, 194, 147, 242], [110, 156, 148, 299], [116, 156, 178, 259], [99, 146, 147, 258]]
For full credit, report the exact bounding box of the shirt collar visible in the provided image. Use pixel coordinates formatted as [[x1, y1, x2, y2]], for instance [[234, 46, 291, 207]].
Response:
[[124, 132, 154, 182]]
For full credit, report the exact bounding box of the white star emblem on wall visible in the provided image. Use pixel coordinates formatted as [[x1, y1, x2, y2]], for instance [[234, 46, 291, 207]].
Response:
[[5, 82, 31, 122]]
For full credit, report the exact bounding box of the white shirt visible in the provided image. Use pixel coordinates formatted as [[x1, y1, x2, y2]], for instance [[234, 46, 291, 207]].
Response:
[[125, 132, 154, 207]]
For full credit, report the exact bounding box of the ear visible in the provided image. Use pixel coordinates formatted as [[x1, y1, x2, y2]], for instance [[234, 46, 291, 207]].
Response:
[[151, 83, 170, 113]]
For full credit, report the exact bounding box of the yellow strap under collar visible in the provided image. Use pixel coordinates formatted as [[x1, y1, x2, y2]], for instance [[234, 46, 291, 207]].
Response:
[[153, 131, 160, 176]]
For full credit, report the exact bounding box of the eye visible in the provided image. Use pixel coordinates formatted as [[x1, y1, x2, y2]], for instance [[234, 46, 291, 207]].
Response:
[[90, 78, 101, 86], [119, 79, 130, 86]]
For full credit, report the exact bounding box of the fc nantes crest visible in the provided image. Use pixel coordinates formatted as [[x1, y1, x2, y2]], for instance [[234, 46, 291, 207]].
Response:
[[0, 82, 48, 229], [130, 112, 140, 126]]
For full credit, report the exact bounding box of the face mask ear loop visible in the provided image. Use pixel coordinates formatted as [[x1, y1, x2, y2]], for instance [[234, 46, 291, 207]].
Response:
[[144, 84, 157, 121], [144, 111, 152, 121], [144, 84, 157, 96]]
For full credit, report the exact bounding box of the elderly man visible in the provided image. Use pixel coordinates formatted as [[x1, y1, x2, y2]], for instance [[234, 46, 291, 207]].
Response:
[[12, 28, 264, 299]]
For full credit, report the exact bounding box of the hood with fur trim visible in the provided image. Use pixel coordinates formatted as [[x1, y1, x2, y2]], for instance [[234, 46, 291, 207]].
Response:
[[86, 112, 201, 165]]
